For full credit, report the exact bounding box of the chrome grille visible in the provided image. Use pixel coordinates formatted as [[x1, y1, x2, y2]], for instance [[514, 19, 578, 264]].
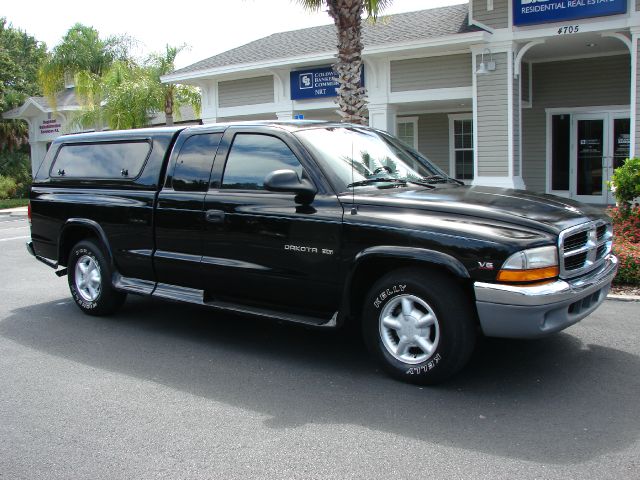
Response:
[[558, 220, 613, 279], [563, 231, 588, 252]]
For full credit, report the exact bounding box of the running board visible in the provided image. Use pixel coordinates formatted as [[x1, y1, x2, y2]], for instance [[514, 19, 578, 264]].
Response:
[[203, 299, 336, 327], [116, 277, 336, 328], [113, 274, 156, 295]]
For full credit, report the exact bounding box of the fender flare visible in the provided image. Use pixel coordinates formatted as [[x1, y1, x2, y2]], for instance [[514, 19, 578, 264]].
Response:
[[340, 245, 470, 320], [58, 218, 115, 267]]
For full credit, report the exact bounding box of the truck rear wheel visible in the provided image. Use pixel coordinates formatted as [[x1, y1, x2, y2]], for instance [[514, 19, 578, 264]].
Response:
[[67, 240, 126, 316], [362, 268, 476, 385]]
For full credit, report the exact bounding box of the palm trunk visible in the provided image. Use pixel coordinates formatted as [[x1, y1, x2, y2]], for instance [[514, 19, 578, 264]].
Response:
[[327, 0, 367, 125], [165, 93, 174, 126]]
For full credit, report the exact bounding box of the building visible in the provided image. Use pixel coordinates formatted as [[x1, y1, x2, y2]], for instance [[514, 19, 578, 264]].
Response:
[[162, 0, 640, 205]]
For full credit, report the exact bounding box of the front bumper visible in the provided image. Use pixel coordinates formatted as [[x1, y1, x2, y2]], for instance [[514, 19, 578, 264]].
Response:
[[474, 254, 618, 339]]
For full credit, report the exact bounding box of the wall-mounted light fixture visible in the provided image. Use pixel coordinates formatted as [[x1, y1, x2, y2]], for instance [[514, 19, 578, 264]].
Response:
[[476, 48, 496, 75]]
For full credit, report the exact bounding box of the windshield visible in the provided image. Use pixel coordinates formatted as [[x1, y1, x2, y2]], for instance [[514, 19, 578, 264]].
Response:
[[294, 126, 452, 192]]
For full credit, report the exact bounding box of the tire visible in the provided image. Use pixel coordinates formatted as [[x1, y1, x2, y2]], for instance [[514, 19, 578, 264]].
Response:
[[67, 240, 126, 316], [362, 268, 476, 385]]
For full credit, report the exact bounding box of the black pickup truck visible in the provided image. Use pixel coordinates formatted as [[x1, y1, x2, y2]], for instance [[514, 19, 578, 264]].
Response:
[[27, 121, 618, 384]]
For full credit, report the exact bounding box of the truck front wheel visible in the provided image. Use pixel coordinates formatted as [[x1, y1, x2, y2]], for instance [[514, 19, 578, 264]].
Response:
[[67, 240, 126, 316], [362, 268, 476, 384]]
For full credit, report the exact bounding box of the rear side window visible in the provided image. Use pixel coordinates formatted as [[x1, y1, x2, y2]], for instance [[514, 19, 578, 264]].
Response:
[[172, 133, 222, 192], [221, 134, 303, 190], [51, 141, 151, 179]]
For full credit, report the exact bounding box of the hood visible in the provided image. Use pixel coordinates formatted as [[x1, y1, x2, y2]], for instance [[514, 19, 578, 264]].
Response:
[[341, 184, 609, 234]]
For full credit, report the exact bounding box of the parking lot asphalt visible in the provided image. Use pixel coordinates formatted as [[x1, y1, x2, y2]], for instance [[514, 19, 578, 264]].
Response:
[[1, 216, 639, 480]]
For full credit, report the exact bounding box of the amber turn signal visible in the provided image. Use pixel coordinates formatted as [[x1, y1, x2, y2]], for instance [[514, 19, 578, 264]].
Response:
[[496, 266, 559, 283]]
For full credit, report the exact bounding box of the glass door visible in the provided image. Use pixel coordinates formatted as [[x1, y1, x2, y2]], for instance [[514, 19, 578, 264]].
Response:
[[608, 116, 630, 204], [572, 114, 607, 204]]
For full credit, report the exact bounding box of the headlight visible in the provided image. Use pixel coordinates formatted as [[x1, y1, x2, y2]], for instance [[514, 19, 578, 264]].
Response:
[[497, 246, 559, 282]]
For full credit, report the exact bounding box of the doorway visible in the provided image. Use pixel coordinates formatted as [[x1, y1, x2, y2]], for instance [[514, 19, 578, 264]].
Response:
[[548, 109, 630, 205]]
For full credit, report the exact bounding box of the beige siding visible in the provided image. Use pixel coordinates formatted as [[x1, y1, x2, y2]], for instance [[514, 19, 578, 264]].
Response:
[[218, 76, 274, 108], [522, 55, 631, 192], [637, 0, 640, 12], [476, 52, 509, 176], [471, 0, 508, 29], [390, 54, 472, 92], [411, 113, 451, 173]]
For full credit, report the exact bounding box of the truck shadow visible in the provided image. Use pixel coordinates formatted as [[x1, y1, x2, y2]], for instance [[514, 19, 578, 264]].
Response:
[[2, 295, 639, 465]]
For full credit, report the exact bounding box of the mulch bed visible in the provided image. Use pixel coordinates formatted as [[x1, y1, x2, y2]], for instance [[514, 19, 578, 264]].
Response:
[[610, 284, 640, 297]]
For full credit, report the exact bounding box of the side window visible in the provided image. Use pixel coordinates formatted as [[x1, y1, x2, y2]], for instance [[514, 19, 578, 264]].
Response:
[[221, 134, 304, 190], [172, 133, 222, 192], [52, 141, 151, 179]]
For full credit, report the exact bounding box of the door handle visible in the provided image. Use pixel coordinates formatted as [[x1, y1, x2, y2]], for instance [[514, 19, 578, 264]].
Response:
[[205, 209, 225, 224]]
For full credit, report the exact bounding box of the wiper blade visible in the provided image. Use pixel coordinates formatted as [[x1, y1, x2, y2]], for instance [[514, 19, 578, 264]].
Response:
[[422, 174, 464, 185], [347, 177, 407, 188], [347, 177, 436, 189]]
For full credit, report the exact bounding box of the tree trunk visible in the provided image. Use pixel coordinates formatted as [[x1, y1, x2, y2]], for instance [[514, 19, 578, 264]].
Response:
[[165, 93, 174, 126], [327, 0, 368, 125]]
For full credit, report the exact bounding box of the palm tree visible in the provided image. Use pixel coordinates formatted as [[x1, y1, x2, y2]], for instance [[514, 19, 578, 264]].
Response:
[[39, 24, 129, 102], [297, 0, 390, 124], [0, 120, 28, 152], [147, 45, 201, 126], [39, 24, 132, 130]]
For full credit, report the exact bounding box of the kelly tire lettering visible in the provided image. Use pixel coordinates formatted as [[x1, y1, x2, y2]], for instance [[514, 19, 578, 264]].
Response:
[[362, 268, 476, 385], [67, 239, 126, 316]]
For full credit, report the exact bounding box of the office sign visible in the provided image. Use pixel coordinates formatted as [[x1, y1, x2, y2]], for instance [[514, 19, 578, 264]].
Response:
[[37, 114, 63, 141], [513, 0, 627, 26], [290, 66, 365, 100]]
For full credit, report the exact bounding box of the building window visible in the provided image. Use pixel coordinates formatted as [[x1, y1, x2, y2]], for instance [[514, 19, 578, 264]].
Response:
[[396, 117, 418, 150], [449, 114, 474, 181]]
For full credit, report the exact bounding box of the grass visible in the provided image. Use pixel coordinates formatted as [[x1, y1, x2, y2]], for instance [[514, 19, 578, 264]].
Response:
[[0, 198, 29, 210]]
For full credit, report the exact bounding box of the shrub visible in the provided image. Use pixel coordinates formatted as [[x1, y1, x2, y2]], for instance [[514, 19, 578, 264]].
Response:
[[0, 151, 31, 198], [608, 206, 640, 244], [609, 206, 640, 285], [0, 175, 17, 200], [613, 241, 640, 285], [609, 157, 640, 208]]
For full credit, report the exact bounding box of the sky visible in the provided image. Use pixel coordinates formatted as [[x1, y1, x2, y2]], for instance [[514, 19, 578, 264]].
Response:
[[2, 0, 465, 69]]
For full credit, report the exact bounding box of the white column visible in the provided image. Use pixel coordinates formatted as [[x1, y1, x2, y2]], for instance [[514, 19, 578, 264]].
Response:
[[199, 80, 218, 124], [471, 42, 525, 189], [29, 142, 47, 177], [368, 104, 397, 135], [631, 29, 639, 157]]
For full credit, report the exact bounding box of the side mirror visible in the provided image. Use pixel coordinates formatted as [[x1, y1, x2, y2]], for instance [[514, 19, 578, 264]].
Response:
[[264, 169, 317, 204]]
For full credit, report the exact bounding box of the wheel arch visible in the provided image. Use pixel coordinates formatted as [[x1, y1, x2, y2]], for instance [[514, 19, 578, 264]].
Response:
[[58, 219, 114, 268], [340, 246, 471, 326]]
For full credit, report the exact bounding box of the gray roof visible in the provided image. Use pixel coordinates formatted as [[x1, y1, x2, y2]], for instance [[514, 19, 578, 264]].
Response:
[[32, 88, 80, 109], [2, 88, 79, 118], [171, 3, 479, 76]]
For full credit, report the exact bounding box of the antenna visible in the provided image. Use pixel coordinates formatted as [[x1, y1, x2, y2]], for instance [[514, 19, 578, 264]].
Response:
[[350, 131, 357, 215]]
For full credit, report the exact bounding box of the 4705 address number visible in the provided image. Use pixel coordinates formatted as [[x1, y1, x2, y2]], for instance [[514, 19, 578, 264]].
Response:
[[558, 25, 579, 35]]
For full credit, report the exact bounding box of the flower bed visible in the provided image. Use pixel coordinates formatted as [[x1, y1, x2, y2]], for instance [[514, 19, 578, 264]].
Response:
[[609, 207, 640, 286]]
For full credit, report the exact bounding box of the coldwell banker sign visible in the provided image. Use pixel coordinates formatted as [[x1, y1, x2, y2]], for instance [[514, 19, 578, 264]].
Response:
[[513, 0, 627, 26], [290, 66, 365, 100]]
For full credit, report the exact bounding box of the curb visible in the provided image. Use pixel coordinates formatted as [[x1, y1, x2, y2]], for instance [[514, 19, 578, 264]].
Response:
[[606, 294, 640, 302], [0, 207, 28, 217]]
